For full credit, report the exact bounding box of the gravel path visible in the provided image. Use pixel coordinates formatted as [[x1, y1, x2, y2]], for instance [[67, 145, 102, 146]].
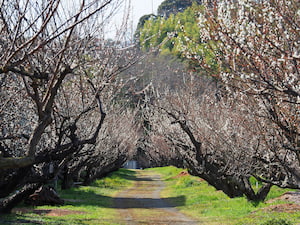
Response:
[[114, 170, 200, 225]]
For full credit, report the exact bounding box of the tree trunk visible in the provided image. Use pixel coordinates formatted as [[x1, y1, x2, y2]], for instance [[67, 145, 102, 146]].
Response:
[[0, 183, 40, 214], [0, 167, 31, 198], [25, 186, 64, 206], [243, 183, 272, 202], [187, 158, 271, 201], [61, 167, 74, 190], [83, 156, 127, 186], [188, 165, 244, 198]]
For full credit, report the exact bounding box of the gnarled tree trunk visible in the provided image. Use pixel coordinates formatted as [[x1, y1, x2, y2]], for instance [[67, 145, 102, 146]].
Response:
[[0, 183, 40, 214]]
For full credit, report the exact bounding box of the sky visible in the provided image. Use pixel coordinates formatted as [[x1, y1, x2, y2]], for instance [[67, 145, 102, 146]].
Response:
[[130, 0, 164, 26], [106, 0, 164, 39]]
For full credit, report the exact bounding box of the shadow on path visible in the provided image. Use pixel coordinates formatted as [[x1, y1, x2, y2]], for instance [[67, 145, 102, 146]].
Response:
[[114, 170, 200, 225], [113, 195, 186, 209], [3, 170, 199, 225]]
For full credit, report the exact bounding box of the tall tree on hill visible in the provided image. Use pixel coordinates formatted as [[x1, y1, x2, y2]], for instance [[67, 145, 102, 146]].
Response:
[[134, 14, 157, 41]]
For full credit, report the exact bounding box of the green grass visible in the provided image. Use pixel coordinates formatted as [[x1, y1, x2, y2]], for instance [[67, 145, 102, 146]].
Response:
[[2, 167, 300, 225], [147, 166, 300, 225], [1, 169, 136, 225]]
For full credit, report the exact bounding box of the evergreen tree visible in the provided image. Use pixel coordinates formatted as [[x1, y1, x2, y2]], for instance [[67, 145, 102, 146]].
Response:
[[138, 3, 218, 75], [157, 0, 202, 17], [135, 14, 157, 41]]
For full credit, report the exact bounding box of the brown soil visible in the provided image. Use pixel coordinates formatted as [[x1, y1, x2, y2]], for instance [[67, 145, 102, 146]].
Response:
[[114, 170, 200, 225], [261, 203, 300, 213], [172, 171, 190, 179], [262, 191, 300, 214], [171, 171, 204, 182], [12, 207, 85, 216], [267, 191, 300, 205]]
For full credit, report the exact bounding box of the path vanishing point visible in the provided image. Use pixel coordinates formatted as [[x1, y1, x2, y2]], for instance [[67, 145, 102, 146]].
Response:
[[114, 170, 200, 225]]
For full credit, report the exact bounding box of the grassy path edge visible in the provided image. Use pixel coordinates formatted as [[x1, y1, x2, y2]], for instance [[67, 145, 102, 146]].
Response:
[[147, 166, 300, 225], [1, 169, 137, 225]]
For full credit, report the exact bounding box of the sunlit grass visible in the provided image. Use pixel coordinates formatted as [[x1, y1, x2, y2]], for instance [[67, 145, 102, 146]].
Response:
[[148, 166, 300, 225]]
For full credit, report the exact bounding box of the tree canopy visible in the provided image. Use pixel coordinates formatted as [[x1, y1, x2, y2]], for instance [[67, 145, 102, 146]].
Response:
[[138, 3, 218, 75], [0, 0, 299, 214], [157, 0, 202, 17], [136, 0, 300, 201]]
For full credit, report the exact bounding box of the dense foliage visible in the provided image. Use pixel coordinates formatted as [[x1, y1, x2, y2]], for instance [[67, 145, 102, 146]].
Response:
[[157, 0, 202, 17], [138, 3, 218, 75]]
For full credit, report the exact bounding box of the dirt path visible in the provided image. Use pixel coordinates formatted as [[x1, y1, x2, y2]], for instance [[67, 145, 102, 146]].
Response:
[[114, 170, 200, 225]]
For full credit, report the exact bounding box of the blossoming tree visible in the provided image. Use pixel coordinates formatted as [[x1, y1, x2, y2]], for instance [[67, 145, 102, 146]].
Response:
[[0, 0, 139, 213]]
